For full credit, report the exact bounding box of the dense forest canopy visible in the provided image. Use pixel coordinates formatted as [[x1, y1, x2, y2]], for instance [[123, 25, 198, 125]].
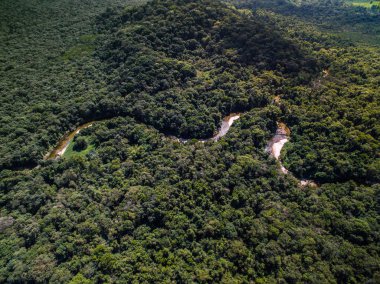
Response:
[[95, 0, 322, 139], [0, 0, 379, 283], [230, 0, 380, 45], [0, 0, 144, 169]]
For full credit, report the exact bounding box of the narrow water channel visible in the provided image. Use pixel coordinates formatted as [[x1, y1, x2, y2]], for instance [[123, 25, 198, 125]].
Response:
[[212, 113, 241, 141], [179, 113, 241, 143], [267, 122, 317, 187], [45, 114, 241, 160], [266, 122, 290, 174], [44, 122, 94, 160], [41, 114, 316, 188]]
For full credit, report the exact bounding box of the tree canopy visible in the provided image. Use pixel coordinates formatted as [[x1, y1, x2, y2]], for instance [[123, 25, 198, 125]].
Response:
[[0, 0, 379, 282]]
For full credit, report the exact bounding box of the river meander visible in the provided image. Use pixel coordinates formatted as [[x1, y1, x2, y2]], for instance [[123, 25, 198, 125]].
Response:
[[45, 114, 241, 160]]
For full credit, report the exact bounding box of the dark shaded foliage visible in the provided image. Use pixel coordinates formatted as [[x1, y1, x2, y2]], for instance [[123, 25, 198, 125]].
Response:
[[0, 0, 379, 283]]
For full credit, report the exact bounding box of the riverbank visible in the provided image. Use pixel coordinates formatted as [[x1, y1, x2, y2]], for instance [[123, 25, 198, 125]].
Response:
[[44, 122, 94, 160], [44, 114, 241, 161], [266, 122, 318, 187], [266, 122, 290, 174]]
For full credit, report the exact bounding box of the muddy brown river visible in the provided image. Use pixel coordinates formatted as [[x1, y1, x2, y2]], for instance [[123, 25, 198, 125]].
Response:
[[44, 122, 94, 160], [45, 114, 241, 160], [266, 122, 290, 174], [42, 114, 317, 187], [266, 122, 317, 187]]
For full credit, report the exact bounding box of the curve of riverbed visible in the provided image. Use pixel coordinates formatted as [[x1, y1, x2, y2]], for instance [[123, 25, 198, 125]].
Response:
[[39, 113, 316, 188], [266, 122, 317, 187], [44, 122, 95, 160], [266, 122, 290, 174], [177, 113, 241, 143], [45, 114, 241, 160]]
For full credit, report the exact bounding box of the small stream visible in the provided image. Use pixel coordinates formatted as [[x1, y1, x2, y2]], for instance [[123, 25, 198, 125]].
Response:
[[44, 122, 94, 160], [266, 123, 290, 174], [267, 122, 317, 187], [177, 113, 241, 143], [45, 115, 317, 187], [45, 114, 241, 160]]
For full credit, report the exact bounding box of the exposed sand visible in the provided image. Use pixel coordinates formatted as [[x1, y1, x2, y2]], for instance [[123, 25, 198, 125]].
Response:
[[228, 115, 240, 127], [45, 122, 94, 160], [176, 113, 241, 143], [300, 180, 318, 187], [267, 124, 318, 187], [213, 114, 240, 141], [266, 123, 290, 175], [272, 138, 288, 160]]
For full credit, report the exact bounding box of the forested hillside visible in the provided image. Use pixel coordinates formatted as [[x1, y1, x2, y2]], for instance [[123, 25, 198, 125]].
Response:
[[234, 3, 380, 184], [231, 0, 380, 45], [0, 0, 379, 283], [95, 0, 321, 139], [0, 0, 143, 169]]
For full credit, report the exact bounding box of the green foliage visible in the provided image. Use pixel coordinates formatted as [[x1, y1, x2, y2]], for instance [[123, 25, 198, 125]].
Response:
[[227, 2, 380, 183], [0, 0, 379, 283], [63, 139, 95, 159], [231, 0, 380, 45], [347, 0, 380, 9], [1, 116, 379, 282], [95, 0, 319, 139], [0, 0, 145, 169], [72, 137, 88, 152]]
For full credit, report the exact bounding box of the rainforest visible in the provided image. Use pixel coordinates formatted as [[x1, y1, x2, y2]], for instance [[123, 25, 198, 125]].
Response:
[[0, 0, 379, 283]]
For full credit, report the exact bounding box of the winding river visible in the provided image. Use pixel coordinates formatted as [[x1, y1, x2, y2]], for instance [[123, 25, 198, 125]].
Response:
[[266, 122, 317, 187], [266, 122, 290, 174], [177, 113, 241, 143], [44, 122, 95, 160], [44, 114, 317, 188], [45, 114, 241, 160]]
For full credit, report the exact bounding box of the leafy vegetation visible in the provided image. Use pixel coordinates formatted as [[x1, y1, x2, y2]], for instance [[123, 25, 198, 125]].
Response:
[[232, 0, 380, 45], [0, 0, 144, 169], [347, 0, 380, 9], [95, 0, 321, 139], [235, 5, 380, 183], [64, 136, 95, 159], [1, 114, 379, 283], [0, 0, 379, 283]]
